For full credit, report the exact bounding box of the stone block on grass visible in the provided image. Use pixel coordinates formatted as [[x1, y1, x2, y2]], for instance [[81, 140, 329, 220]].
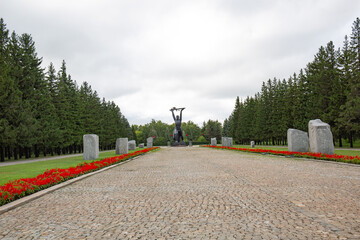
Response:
[[222, 137, 233, 147], [138, 143, 144, 148], [287, 128, 309, 152], [147, 137, 153, 148], [128, 140, 136, 150], [228, 137, 233, 147], [211, 138, 217, 146], [308, 119, 334, 155], [83, 134, 99, 160], [222, 137, 227, 147], [116, 138, 128, 155], [250, 141, 255, 148]]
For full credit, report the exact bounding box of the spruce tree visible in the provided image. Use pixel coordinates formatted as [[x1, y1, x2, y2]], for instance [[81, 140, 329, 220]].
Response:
[[228, 96, 240, 142], [339, 18, 360, 147], [0, 19, 22, 161]]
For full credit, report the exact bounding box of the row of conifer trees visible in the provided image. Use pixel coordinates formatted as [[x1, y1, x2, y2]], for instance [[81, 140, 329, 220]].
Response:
[[0, 18, 133, 162], [224, 17, 360, 147]]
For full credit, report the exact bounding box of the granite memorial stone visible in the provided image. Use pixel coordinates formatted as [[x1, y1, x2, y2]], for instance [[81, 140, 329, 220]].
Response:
[[147, 137, 153, 148], [250, 141, 255, 148], [228, 137, 233, 147], [139, 143, 144, 148], [116, 138, 128, 155], [308, 119, 334, 155], [287, 128, 309, 152], [128, 140, 136, 150], [222, 137, 233, 147], [211, 138, 217, 146], [222, 137, 227, 147], [83, 134, 99, 160]]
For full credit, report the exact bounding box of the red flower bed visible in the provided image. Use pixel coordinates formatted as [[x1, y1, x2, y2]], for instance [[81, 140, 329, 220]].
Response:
[[202, 145, 360, 164], [0, 147, 158, 206]]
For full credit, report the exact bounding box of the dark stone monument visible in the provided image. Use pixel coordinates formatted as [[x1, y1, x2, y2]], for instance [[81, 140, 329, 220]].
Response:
[[170, 107, 186, 146]]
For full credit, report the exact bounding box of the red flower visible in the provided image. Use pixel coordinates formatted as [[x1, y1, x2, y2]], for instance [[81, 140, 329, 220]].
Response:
[[0, 147, 159, 206], [201, 145, 360, 164]]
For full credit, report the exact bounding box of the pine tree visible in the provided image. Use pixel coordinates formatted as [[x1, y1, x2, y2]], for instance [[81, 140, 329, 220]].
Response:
[[0, 19, 22, 161], [7, 32, 39, 159], [293, 69, 309, 131], [253, 93, 265, 144], [339, 18, 360, 147], [222, 118, 230, 137], [228, 96, 240, 142], [204, 120, 222, 141]]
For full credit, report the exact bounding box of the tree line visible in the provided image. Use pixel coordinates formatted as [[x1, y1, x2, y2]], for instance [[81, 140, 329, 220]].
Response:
[[133, 119, 223, 146], [0, 18, 133, 162], [225, 17, 360, 147]]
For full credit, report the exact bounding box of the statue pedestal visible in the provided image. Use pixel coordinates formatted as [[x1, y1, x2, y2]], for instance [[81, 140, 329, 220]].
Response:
[[172, 141, 187, 147]]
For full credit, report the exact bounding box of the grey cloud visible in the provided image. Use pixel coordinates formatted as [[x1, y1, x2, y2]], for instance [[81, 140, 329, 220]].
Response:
[[1, 0, 359, 126]]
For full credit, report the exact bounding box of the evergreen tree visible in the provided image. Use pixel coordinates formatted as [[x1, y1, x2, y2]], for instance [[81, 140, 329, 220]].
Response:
[[203, 120, 222, 141], [339, 18, 360, 147], [228, 96, 240, 142], [225, 17, 360, 147], [0, 19, 22, 161], [0, 18, 134, 159], [222, 118, 230, 137]]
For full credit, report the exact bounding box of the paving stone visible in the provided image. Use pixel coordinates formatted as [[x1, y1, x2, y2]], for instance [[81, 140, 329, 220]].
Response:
[[0, 148, 359, 239]]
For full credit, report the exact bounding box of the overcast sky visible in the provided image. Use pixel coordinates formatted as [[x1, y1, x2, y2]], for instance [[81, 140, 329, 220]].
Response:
[[1, 0, 359, 126]]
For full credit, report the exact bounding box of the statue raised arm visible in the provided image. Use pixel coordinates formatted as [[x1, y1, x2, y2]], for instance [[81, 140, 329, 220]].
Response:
[[179, 108, 185, 122], [170, 107, 176, 121]]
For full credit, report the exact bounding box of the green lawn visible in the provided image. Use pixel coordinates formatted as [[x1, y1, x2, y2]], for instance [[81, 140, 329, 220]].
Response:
[[334, 138, 360, 148], [232, 145, 360, 157], [0, 150, 137, 186]]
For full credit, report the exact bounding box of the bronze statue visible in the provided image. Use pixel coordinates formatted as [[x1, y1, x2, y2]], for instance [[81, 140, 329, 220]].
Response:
[[170, 107, 185, 143]]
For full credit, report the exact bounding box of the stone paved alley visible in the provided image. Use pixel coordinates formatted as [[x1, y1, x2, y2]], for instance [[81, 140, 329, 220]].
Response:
[[0, 147, 359, 239]]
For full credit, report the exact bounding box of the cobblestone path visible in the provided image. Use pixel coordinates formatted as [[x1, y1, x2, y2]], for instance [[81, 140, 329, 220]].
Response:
[[0, 147, 359, 239]]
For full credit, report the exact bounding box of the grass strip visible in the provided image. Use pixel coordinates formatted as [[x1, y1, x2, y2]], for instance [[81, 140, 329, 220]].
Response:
[[0, 151, 135, 185]]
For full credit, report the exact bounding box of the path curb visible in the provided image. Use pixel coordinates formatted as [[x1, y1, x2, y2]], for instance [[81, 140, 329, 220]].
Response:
[[0, 155, 142, 215]]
